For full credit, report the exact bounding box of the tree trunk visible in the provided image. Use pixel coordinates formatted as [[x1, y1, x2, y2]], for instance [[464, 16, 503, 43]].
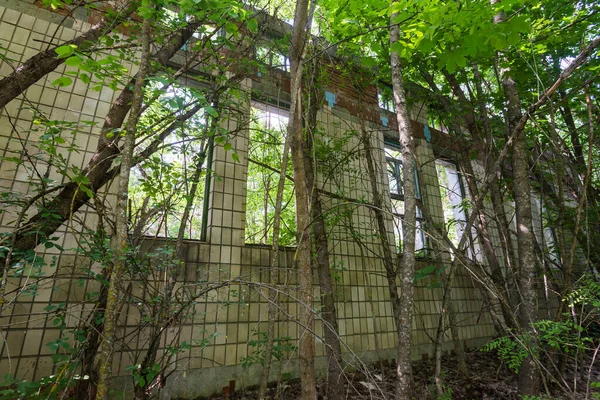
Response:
[[558, 88, 586, 174], [0, 1, 139, 109], [74, 242, 111, 400], [492, 4, 540, 395], [133, 110, 212, 399], [96, 10, 151, 399], [304, 59, 344, 399], [358, 102, 402, 336], [390, 9, 418, 398], [258, 111, 292, 400], [287, 0, 317, 398], [436, 70, 519, 329]]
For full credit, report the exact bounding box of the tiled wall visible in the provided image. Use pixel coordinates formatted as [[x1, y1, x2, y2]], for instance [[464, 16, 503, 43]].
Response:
[[0, 3, 499, 398]]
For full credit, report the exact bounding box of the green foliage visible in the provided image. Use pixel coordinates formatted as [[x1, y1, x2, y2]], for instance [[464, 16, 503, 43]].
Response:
[[245, 107, 296, 245], [483, 285, 598, 375], [128, 82, 213, 238], [0, 374, 74, 399], [482, 335, 530, 373], [566, 277, 600, 310], [42, 0, 72, 10], [239, 332, 297, 368], [414, 264, 446, 289], [534, 319, 590, 354], [329, 260, 348, 283], [126, 363, 162, 388], [591, 382, 600, 400]]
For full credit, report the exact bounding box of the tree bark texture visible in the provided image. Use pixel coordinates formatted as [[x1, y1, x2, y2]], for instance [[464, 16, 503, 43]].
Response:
[[287, 0, 317, 398], [492, 4, 540, 395], [258, 106, 292, 400], [358, 103, 402, 333], [390, 9, 418, 398], [304, 60, 344, 399], [95, 10, 151, 399]]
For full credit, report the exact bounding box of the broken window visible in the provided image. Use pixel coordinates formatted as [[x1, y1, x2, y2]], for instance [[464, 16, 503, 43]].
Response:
[[385, 145, 426, 253], [435, 159, 482, 261], [245, 104, 296, 245]]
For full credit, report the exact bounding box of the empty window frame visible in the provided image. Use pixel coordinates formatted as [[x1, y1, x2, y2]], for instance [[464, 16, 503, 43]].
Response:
[[378, 88, 395, 113], [385, 145, 426, 253], [435, 159, 482, 261], [256, 45, 290, 72], [245, 103, 296, 245], [533, 196, 561, 268], [129, 84, 209, 239]]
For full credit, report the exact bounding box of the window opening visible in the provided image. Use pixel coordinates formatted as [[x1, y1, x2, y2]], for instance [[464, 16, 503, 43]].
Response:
[[427, 114, 448, 134], [385, 145, 426, 253], [129, 83, 209, 239], [535, 197, 561, 268], [378, 88, 395, 113], [256, 45, 290, 72], [435, 159, 482, 261], [245, 102, 296, 245]]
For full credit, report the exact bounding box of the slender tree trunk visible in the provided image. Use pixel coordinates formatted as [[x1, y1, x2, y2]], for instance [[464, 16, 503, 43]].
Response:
[[434, 260, 456, 397], [4, 100, 203, 400], [358, 102, 403, 358], [96, 11, 151, 399], [263, 175, 271, 242], [422, 70, 518, 331], [471, 66, 521, 319], [304, 59, 344, 398], [390, 9, 418, 398], [0, 1, 139, 109], [446, 282, 467, 374], [75, 233, 111, 400], [545, 80, 569, 319], [471, 65, 519, 292], [510, 88, 541, 397], [492, 4, 540, 395], [133, 117, 211, 400], [436, 70, 519, 329], [258, 114, 292, 400], [558, 88, 586, 174], [287, 0, 317, 398], [428, 205, 468, 394]]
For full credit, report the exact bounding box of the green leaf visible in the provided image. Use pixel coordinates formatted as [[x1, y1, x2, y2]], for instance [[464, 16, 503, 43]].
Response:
[[360, 57, 377, 68], [55, 45, 76, 58], [205, 106, 218, 117], [78, 185, 94, 199], [247, 18, 258, 33], [64, 56, 83, 67], [52, 76, 73, 87]]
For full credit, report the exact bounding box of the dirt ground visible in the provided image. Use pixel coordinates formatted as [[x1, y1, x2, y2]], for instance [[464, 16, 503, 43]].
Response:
[[195, 351, 600, 400]]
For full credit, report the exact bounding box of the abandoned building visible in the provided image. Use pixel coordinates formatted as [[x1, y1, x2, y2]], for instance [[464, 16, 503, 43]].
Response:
[[0, 1, 563, 398]]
